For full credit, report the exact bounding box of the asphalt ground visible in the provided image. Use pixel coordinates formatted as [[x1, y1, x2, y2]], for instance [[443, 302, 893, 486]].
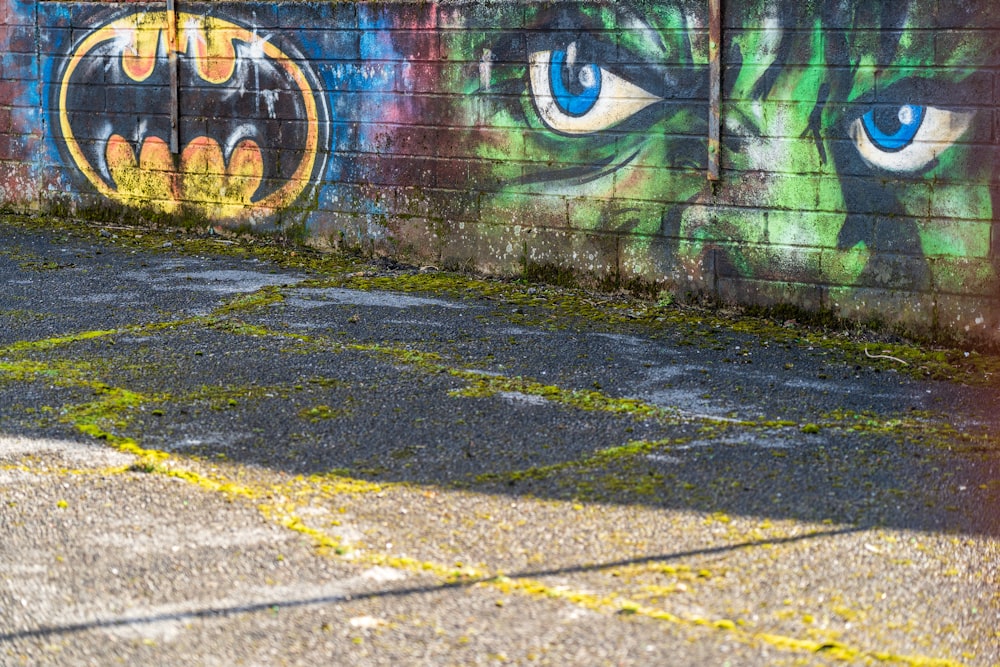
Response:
[[0, 214, 997, 666]]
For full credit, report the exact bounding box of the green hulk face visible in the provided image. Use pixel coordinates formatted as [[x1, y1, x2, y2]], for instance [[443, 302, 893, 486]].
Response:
[[462, 0, 996, 311], [465, 1, 710, 272], [688, 1, 995, 305]]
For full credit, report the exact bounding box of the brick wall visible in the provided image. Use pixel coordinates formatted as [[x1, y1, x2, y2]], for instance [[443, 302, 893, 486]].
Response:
[[2, 1, 998, 343], [0, 0, 40, 210]]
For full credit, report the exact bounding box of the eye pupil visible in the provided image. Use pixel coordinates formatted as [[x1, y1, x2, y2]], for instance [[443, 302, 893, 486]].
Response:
[[861, 104, 924, 152]]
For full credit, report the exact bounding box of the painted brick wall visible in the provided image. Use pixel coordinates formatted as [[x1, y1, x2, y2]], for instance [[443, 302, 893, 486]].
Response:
[[0, 0, 40, 209], [2, 1, 998, 343]]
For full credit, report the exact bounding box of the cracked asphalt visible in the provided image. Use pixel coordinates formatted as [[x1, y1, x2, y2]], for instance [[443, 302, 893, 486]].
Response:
[[0, 214, 998, 666]]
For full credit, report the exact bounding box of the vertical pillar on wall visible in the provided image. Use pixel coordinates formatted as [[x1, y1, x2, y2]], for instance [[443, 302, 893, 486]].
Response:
[[166, 0, 179, 154], [707, 0, 721, 181]]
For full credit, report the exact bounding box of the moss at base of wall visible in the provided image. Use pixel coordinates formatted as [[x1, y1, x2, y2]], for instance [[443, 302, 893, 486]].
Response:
[[3, 0, 999, 345]]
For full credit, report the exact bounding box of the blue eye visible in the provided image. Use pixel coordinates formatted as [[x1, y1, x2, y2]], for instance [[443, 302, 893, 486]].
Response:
[[528, 43, 661, 135], [860, 104, 925, 152], [549, 49, 601, 117]]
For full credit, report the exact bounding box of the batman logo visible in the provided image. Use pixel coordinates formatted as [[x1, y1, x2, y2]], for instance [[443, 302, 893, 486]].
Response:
[[55, 12, 328, 221]]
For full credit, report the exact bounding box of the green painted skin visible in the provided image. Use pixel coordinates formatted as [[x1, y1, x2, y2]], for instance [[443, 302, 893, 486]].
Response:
[[710, 4, 994, 294], [459, 1, 996, 302]]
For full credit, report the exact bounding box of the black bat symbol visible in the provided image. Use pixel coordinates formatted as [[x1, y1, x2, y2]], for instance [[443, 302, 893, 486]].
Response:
[[55, 12, 327, 218]]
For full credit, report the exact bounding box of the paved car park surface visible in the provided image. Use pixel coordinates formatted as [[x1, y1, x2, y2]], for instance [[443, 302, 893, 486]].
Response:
[[1, 215, 997, 666]]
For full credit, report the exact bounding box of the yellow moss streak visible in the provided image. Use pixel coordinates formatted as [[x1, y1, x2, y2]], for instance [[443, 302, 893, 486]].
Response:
[[256, 496, 970, 667], [448, 372, 677, 420], [0, 266, 982, 667], [157, 466, 261, 499], [0, 435, 975, 667], [212, 285, 286, 315], [9, 385, 972, 667], [0, 328, 121, 353], [0, 359, 79, 383], [0, 318, 210, 358], [343, 341, 687, 422], [342, 340, 989, 451]]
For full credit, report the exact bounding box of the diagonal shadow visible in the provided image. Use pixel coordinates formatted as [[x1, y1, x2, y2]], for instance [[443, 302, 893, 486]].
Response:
[[0, 527, 861, 643], [0, 527, 865, 643], [0, 213, 997, 541]]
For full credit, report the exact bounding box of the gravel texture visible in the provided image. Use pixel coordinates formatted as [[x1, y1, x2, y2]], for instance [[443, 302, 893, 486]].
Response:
[[0, 215, 997, 666]]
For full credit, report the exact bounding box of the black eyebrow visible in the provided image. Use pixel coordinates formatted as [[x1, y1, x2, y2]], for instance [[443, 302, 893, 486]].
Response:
[[747, 0, 918, 101]]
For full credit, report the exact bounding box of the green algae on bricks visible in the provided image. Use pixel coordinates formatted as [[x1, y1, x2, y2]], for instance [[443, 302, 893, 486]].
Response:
[[3, 213, 998, 386]]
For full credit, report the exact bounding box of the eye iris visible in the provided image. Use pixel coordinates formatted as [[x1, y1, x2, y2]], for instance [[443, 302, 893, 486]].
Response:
[[861, 104, 924, 151], [549, 49, 601, 117]]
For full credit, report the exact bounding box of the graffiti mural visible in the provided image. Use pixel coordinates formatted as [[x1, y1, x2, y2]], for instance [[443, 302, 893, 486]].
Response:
[[52, 10, 329, 221], [454, 2, 711, 270], [458, 1, 998, 309], [0, 0, 998, 339], [0, 0, 46, 207], [697, 0, 996, 303]]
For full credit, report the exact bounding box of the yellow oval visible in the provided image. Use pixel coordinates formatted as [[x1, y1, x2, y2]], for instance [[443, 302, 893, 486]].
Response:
[[58, 12, 322, 220]]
